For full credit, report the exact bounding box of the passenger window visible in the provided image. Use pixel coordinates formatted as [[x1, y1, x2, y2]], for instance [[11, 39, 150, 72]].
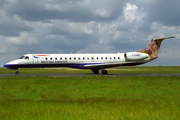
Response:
[[78, 57, 80, 60], [83, 57, 85, 60], [97, 57, 99, 60], [118, 57, 120, 59], [101, 57, 103, 59], [105, 57, 107, 59], [87, 57, 89, 60], [69, 57, 71, 60], [55, 58, 57, 60], [50, 58, 52, 60], [74, 57, 76, 60], [114, 57, 116, 59], [65, 57, 67, 60], [110, 57, 111, 59], [45, 58, 48, 60], [60, 57, 62, 60]]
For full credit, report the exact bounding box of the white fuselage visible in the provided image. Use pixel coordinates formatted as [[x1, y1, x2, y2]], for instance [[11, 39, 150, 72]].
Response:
[[4, 52, 150, 70]]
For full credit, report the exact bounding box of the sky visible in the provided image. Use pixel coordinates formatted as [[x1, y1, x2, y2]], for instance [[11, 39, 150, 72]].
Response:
[[1, 0, 180, 67]]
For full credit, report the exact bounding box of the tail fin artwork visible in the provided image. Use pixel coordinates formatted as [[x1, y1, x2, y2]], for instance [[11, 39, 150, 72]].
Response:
[[137, 36, 175, 60]]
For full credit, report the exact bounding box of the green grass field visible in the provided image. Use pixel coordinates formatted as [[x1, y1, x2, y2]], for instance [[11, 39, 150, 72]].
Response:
[[1, 66, 180, 74], [0, 66, 180, 119]]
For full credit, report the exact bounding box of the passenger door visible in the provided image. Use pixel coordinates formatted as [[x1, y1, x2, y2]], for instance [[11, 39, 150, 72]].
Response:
[[33, 54, 38, 64]]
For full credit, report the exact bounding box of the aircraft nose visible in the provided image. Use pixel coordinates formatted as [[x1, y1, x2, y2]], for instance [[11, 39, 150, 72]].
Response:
[[3, 62, 12, 68], [3, 63, 7, 67], [3, 63, 12, 69], [3, 60, 21, 69]]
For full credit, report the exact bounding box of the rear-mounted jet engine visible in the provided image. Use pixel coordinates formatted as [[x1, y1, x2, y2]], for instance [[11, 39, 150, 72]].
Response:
[[124, 52, 149, 61]]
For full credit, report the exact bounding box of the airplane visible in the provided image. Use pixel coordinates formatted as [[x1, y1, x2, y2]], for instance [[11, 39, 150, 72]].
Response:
[[3, 36, 175, 75]]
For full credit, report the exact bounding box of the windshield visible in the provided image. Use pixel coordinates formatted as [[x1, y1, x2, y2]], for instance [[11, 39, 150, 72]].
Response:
[[18, 56, 25, 59]]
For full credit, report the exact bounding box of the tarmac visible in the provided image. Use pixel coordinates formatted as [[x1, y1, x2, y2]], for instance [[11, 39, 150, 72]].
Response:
[[1, 73, 180, 77]]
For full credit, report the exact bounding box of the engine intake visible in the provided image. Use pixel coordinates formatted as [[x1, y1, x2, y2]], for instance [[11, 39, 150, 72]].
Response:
[[124, 52, 149, 61]]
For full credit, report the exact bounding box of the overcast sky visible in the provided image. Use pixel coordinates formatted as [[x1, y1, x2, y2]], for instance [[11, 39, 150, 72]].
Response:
[[1, 0, 180, 67]]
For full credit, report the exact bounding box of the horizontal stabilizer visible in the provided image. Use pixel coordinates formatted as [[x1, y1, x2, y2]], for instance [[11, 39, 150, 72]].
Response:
[[153, 36, 175, 41]]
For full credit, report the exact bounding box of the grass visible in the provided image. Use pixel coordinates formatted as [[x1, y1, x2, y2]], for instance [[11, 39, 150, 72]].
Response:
[[0, 75, 180, 119], [1, 66, 180, 74]]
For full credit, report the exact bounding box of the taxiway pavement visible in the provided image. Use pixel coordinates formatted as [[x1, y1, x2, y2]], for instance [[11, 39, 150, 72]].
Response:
[[1, 73, 180, 77]]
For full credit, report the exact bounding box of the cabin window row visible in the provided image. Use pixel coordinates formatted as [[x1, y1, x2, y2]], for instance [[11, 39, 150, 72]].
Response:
[[44, 57, 120, 60]]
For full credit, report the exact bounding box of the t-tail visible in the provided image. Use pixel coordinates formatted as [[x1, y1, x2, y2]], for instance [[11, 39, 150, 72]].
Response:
[[137, 36, 175, 60]]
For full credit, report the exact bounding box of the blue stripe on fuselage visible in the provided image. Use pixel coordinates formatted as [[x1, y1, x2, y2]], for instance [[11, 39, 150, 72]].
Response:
[[3, 62, 145, 70]]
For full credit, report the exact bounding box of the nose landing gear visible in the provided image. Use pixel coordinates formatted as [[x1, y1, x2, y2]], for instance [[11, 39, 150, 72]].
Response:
[[15, 69, 20, 75], [15, 71, 19, 75]]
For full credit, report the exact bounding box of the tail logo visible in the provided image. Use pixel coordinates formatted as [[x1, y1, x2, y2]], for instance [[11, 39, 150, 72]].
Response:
[[151, 43, 159, 51]]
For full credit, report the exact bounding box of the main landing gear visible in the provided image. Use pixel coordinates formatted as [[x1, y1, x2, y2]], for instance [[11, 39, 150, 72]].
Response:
[[92, 69, 108, 75], [101, 70, 108, 74]]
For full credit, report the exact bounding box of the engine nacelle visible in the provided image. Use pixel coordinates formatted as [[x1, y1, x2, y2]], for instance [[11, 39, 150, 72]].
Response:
[[124, 52, 149, 61]]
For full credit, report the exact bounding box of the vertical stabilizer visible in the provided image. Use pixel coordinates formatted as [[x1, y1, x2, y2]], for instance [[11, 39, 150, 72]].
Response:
[[137, 36, 175, 60]]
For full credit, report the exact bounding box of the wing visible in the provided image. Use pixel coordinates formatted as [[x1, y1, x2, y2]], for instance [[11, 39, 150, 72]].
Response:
[[84, 62, 132, 69]]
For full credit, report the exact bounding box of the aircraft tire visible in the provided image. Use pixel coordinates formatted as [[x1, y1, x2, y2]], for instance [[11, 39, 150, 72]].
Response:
[[15, 71, 19, 75], [102, 70, 108, 74]]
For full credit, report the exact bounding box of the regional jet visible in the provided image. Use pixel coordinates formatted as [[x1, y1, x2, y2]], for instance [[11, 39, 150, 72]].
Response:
[[3, 36, 175, 75]]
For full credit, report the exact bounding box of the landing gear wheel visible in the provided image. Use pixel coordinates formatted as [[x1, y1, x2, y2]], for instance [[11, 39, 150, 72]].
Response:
[[15, 71, 19, 75], [102, 70, 108, 74]]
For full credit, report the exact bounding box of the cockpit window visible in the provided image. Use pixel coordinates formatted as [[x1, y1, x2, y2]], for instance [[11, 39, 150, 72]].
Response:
[[19, 56, 25, 59], [24, 56, 29, 60]]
